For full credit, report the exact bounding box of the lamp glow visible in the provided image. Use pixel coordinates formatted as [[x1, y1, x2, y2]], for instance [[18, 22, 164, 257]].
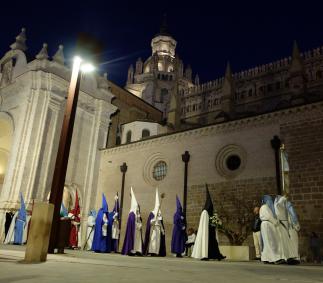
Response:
[[74, 56, 82, 64], [81, 63, 95, 73]]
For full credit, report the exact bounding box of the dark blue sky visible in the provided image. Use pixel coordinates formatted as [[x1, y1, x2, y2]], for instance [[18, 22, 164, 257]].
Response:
[[1, 1, 322, 86]]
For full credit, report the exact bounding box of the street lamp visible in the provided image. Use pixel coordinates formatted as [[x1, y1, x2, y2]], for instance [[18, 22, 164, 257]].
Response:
[[48, 56, 94, 254]]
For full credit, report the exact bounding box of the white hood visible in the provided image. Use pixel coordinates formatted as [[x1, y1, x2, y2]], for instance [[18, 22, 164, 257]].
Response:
[[152, 188, 160, 216], [129, 187, 138, 214]]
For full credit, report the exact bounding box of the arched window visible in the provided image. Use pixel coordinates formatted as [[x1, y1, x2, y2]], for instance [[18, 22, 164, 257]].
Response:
[[142, 129, 150, 139], [317, 70, 322, 79], [126, 131, 132, 143], [116, 136, 121, 145]]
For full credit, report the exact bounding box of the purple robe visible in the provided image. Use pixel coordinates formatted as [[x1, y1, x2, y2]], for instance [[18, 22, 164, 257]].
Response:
[[121, 212, 136, 255], [171, 211, 186, 254]]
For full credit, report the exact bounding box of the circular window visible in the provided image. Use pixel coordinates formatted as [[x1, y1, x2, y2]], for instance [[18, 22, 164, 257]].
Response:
[[143, 153, 169, 186], [215, 145, 247, 179], [226, 155, 241, 171], [152, 161, 167, 181]]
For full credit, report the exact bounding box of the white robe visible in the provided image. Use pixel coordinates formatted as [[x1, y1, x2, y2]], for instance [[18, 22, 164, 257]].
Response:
[[260, 204, 281, 263], [148, 216, 163, 255], [288, 212, 300, 259], [85, 215, 96, 250], [274, 197, 294, 260], [191, 210, 209, 259], [132, 214, 143, 253]]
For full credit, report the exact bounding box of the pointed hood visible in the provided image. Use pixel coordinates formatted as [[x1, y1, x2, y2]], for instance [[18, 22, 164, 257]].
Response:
[[18, 192, 26, 222], [130, 187, 139, 213], [152, 188, 160, 216], [176, 195, 183, 213], [203, 184, 214, 215], [102, 193, 108, 213], [262, 195, 276, 217]]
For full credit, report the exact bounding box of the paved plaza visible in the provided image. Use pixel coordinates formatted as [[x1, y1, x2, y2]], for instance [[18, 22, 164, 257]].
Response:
[[0, 245, 322, 283]]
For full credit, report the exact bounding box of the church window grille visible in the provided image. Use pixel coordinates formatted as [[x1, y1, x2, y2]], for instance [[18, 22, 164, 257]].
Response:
[[126, 131, 132, 143], [152, 161, 167, 181]]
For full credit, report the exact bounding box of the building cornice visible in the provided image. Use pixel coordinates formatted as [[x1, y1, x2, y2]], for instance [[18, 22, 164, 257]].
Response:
[[101, 101, 323, 155]]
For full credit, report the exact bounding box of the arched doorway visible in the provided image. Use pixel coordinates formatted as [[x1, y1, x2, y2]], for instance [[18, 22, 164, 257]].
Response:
[[0, 113, 14, 191]]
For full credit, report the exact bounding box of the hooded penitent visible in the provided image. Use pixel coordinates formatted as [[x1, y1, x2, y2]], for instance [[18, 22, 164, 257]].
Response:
[[121, 187, 143, 255], [192, 185, 225, 260], [85, 209, 96, 251], [286, 200, 300, 260], [111, 193, 120, 252], [69, 191, 81, 248], [171, 195, 186, 255], [143, 188, 166, 256], [92, 193, 112, 253], [14, 192, 27, 244], [259, 194, 282, 263]]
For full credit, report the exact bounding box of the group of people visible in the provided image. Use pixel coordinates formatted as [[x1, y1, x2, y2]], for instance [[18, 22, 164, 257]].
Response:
[[253, 194, 301, 264], [6, 188, 318, 265], [4, 193, 31, 245]]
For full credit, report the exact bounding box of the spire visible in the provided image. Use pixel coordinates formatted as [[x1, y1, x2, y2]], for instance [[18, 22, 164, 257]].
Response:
[[10, 28, 27, 51], [290, 40, 303, 73], [195, 74, 200, 85], [159, 13, 170, 36], [53, 44, 65, 65], [292, 40, 301, 61], [225, 61, 232, 79], [222, 61, 234, 94], [36, 43, 49, 60]]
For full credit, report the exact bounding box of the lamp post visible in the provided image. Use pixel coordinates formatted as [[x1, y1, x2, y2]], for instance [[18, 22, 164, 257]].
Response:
[[48, 57, 94, 253], [119, 162, 128, 230], [181, 151, 190, 219]]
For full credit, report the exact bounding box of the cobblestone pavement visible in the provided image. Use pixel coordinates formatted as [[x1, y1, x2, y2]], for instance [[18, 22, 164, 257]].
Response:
[[0, 245, 322, 283]]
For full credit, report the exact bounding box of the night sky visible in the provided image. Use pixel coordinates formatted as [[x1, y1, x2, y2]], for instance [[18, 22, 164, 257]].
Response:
[[1, 1, 323, 86]]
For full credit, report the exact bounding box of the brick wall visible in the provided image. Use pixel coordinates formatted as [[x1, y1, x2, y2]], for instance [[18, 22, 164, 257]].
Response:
[[281, 115, 323, 257], [186, 178, 276, 245]]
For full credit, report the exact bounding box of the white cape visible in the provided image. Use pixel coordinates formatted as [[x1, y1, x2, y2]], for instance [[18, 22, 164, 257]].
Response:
[[260, 204, 281, 263], [85, 215, 95, 250], [191, 210, 209, 259]]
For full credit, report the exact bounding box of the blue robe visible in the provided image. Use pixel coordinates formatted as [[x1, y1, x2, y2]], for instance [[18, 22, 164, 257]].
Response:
[[14, 193, 26, 245], [91, 194, 112, 253], [121, 212, 136, 255], [91, 209, 112, 253]]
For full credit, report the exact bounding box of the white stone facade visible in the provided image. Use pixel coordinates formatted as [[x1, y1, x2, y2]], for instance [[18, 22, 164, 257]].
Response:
[[0, 29, 117, 243]]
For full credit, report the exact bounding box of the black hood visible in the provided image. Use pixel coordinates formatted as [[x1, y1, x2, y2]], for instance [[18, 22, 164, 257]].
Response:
[[203, 184, 214, 215]]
